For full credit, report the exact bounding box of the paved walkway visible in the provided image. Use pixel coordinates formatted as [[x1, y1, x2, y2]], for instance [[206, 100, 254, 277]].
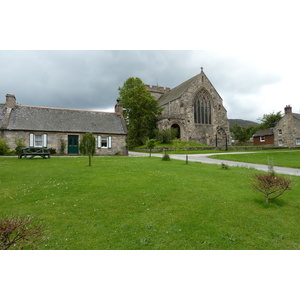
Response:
[[128, 151, 300, 176]]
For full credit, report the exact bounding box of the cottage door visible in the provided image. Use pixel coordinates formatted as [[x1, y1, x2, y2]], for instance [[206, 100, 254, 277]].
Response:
[[68, 135, 79, 154]]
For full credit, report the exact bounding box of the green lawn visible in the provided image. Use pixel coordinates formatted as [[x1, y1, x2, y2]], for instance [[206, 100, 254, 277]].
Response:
[[1, 156, 299, 250], [210, 150, 300, 168]]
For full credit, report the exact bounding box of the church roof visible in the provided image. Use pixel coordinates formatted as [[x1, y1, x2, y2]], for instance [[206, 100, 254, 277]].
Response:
[[158, 74, 199, 106], [293, 113, 300, 121], [2, 105, 127, 134]]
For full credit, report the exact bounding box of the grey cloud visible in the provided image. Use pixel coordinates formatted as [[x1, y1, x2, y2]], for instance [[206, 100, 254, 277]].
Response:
[[0, 50, 282, 121]]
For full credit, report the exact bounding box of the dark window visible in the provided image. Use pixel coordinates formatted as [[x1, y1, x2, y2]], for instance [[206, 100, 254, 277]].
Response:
[[194, 89, 212, 124]]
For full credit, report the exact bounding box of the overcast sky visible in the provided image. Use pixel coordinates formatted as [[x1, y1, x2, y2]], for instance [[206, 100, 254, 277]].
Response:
[[1, 1, 300, 125], [0, 49, 298, 122], [2, 0, 300, 297]]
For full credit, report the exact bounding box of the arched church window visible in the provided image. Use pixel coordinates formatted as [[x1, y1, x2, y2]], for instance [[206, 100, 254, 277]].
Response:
[[194, 89, 212, 124]]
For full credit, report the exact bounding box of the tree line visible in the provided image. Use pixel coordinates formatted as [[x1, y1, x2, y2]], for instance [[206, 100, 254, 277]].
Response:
[[230, 111, 283, 142]]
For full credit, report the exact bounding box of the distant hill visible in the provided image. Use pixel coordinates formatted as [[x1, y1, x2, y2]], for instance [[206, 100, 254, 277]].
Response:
[[229, 119, 259, 128]]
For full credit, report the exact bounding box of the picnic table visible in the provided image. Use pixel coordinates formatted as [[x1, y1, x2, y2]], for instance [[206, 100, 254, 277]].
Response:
[[18, 147, 51, 159]]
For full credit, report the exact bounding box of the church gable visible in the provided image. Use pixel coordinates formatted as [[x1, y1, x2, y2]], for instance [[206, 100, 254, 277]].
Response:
[[146, 69, 230, 147], [193, 88, 212, 125], [157, 74, 198, 106]]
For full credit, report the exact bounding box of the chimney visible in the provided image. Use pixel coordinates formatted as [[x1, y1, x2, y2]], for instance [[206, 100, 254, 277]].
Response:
[[1, 94, 16, 129], [284, 105, 292, 114], [115, 100, 123, 116], [5, 94, 16, 108]]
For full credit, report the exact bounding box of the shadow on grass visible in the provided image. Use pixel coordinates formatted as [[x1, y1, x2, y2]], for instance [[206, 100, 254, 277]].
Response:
[[254, 197, 288, 208]]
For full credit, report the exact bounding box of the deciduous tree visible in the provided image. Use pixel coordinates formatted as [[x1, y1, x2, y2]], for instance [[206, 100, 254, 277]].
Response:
[[258, 111, 283, 129], [231, 123, 249, 142], [146, 139, 156, 157], [80, 132, 96, 166], [117, 77, 163, 148], [251, 173, 292, 203]]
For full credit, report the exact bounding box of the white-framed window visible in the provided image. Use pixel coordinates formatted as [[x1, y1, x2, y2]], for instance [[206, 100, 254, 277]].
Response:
[[278, 129, 282, 135], [260, 136, 265, 142], [97, 136, 112, 149], [29, 133, 47, 147], [278, 140, 283, 146], [296, 138, 300, 146]]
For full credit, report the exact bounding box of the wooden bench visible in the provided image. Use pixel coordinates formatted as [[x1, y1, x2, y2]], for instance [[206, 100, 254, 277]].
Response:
[[18, 147, 51, 159]]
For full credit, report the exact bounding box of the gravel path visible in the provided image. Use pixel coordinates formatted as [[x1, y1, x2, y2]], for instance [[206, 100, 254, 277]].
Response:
[[128, 151, 300, 176]]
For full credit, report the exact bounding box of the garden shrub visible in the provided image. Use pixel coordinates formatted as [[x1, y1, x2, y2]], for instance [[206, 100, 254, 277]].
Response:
[[154, 128, 178, 143], [49, 148, 57, 155], [221, 163, 229, 170], [60, 138, 66, 154], [0, 139, 10, 155], [162, 153, 171, 161], [14, 138, 26, 155], [0, 216, 46, 250], [251, 172, 292, 203]]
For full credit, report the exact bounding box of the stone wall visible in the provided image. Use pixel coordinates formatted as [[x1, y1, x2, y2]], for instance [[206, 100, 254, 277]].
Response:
[[274, 108, 300, 147], [157, 74, 230, 147], [1, 130, 128, 156], [145, 85, 171, 100]]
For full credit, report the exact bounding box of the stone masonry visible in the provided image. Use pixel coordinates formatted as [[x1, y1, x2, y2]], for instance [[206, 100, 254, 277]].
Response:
[[0, 94, 128, 155], [274, 105, 300, 148], [146, 69, 230, 147]]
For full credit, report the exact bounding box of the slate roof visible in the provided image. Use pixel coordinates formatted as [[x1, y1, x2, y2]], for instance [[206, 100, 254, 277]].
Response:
[[2, 105, 127, 134], [253, 129, 274, 137], [293, 113, 300, 121], [0, 104, 4, 124], [158, 74, 199, 106]]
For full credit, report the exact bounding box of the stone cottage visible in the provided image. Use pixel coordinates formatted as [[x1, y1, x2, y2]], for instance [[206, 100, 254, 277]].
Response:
[[0, 94, 128, 155], [146, 68, 230, 147], [273, 105, 300, 148]]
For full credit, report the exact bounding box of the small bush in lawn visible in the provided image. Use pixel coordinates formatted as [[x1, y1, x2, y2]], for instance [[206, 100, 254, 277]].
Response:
[[221, 163, 229, 170], [162, 153, 171, 161], [251, 173, 292, 203], [0, 216, 47, 250]]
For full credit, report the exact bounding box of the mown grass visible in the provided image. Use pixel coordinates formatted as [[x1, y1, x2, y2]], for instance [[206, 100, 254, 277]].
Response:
[[210, 150, 300, 168], [1, 156, 299, 250]]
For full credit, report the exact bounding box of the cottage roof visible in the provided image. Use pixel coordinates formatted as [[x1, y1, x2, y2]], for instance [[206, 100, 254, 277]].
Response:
[[2, 105, 127, 134], [253, 129, 274, 137], [0, 104, 4, 123]]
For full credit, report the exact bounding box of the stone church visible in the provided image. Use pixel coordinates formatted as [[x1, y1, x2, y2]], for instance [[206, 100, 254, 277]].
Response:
[[146, 68, 230, 147]]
